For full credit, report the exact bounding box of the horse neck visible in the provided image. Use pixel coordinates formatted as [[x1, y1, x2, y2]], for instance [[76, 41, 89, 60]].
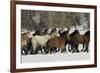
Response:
[[84, 31, 90, 36], [49, 34, 55, 38], [44, 35, 51, 40], [50, 32, 59, 38], [59, 34, 67, 41], [64, 35, 68, 39]]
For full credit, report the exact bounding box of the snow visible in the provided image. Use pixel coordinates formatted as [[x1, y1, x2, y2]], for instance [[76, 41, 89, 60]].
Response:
[[68, 26, 89, 35], [21, 52, 90, 63]]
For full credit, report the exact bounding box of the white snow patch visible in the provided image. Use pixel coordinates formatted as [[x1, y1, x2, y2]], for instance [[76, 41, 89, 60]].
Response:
[[22, 52, 90, 63]]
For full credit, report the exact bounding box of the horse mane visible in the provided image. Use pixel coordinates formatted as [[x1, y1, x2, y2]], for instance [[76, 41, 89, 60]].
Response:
[[84, 30, 90, 41], [59, 30, 69, 36], [70, 29, 79, 36], [33, 30, 42, 36], [50, 28, 57, 34], [21, 32, 30, 35], [42, 28, 49, 35], [21, 32, 30, 40], [59, 27, 69, 36], [84, 30, 90, 36]]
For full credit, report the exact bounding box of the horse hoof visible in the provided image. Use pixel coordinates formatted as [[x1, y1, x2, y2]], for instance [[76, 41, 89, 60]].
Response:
[[30, 52, 34, 55]]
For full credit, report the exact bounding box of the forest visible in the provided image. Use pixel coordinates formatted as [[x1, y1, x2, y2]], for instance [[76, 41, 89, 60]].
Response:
[[21, 10, 90, 32]]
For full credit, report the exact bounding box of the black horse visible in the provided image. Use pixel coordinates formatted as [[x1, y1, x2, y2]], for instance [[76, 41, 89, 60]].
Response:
[[67, 30, 80, 53], [67, 30, 90, 53], [81, 30, 90, 52]]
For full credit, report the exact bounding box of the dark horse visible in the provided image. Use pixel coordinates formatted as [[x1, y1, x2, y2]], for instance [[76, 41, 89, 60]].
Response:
[[81, 30, 90, 52], [58, 28, 70, 52], [67, 30, 80, 53], [68, 30, 90, 53], [46, 30, 70, 54]]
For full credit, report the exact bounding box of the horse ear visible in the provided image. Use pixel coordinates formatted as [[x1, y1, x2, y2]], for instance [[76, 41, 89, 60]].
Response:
[[51, 28, 56, 33]]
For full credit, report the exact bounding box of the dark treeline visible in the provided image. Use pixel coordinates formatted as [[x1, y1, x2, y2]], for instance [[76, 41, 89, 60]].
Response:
[[21, 10, 90, 31]]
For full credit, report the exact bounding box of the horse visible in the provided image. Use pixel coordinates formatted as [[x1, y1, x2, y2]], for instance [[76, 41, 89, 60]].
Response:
[[59, 28, 69, 36], [58, 28, 69, 52], [32, 29, 43, 36], [21, 32, 33, 55], [68, 30, 90, 53], [31, 28, 60, 54], [32, 28, 51, 36], [46, 31, 70, 54], [81, 30, 90, 52], [67, 30, 80, 53]]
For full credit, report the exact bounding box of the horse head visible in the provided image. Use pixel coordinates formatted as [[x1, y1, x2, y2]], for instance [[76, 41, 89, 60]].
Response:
[[70, 29, 79, 37], [49, 28, 60, 37]]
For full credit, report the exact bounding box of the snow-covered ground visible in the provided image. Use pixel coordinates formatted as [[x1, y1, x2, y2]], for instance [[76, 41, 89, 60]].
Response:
[[21, 52, 90, 63]]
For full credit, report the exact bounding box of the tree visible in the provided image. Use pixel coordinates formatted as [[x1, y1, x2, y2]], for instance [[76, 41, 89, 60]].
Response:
[[21, 10, 90, 31]]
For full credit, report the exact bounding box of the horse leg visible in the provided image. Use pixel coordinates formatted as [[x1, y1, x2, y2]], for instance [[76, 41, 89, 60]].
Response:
[[84, 43, 89, 53], [21, 48, 28, 55], [35, 46, 43, 54], [85, 46, 89, 53], [32, 41, 37, 54], [61, 47, 66, 53], [44, 46, 50, 54], [61, 48, 64, 53], [34, 47, 38, 54], [81, 44, 85, 52], [68, 44, 71, 52], [70, 42, 76, 53], [86, 42, 89, 53], [37, 46, 43, 54], [24, 48, 28, 55], [50, 47, 55, 54], [61, 43, 68, 53], [21, 48, 25, 55], [50, 47, 57, 53], [27, 40, 34, 54], [68, 43, 72, 52], [83, 48, 87, 52], [75, 44, 79, 53], [71, 44, 76, 53], [27, 44, 34, 54], [71, 47, 75, 53], [70, 44, 73, 53], [41, 47, 45, 54], [56, 47, 60, 52], [29, 49, 34, 54], [32, 47, 37, 55]]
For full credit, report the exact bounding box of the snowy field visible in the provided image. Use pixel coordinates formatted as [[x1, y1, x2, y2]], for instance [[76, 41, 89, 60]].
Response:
[[21, 52, 90, 63]]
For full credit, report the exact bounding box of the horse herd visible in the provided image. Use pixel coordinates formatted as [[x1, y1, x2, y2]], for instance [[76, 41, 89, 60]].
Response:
[[21, 28, 90, 55]]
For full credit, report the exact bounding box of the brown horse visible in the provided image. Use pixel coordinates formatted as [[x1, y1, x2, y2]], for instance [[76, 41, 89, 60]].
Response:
[[67, 30, 80, 53], [21, 32, 32, 55], [46, 31, 70, 54], [68, 30, 90, 53], [81, 30, 90, 52], [31, 28, 60, 54]]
